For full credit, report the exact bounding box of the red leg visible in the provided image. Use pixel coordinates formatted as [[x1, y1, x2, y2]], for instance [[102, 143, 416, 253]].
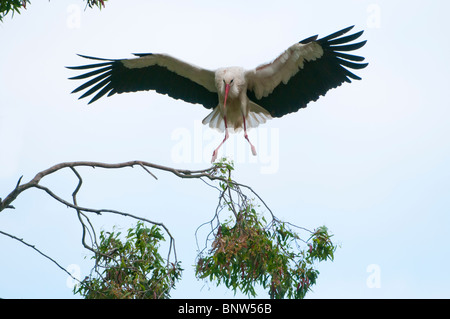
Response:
[[211, 116, 229, 163], [243, 116, 257, 156]]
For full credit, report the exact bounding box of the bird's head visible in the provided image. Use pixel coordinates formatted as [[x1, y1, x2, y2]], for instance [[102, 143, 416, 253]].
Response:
[[215, 67, 245, 106]]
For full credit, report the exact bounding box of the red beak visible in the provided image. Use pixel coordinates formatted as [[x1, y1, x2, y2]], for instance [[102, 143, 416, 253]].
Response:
[[224, 84, 230, 109]]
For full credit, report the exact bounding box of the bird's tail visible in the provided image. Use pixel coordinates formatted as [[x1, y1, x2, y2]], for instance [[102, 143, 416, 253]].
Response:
[[246, 101, 273, 129], [202, 107, 226, 132], [202, 102, 272, 132]]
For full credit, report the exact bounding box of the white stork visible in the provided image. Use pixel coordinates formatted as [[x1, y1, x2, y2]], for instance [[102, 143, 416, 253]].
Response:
[[68, 26, 368, 162]]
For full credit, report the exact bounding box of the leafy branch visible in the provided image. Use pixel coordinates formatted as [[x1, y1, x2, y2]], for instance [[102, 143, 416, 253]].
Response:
[[74, 221, 183, 299], [0, 0, 107, 22], [195, 158, 337, 299]]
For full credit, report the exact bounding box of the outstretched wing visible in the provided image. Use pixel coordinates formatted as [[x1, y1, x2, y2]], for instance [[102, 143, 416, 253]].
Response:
[[67, 53, 218, 108], [245, 26, 368, 118]]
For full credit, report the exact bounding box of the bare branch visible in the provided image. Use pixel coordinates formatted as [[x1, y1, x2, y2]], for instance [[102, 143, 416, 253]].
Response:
[[0, 229, 80, 284], [0, 160, 220, 213]]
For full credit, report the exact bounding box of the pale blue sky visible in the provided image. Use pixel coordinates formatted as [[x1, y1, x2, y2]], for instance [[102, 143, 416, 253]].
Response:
[[1, 1, 449, 298]]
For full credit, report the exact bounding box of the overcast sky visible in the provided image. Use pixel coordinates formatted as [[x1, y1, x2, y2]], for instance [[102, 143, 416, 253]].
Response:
[[1, 0, 450, 299]]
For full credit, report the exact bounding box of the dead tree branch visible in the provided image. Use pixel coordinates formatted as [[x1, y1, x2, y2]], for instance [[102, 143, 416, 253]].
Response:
[[0, 229, 80, 283], [0, 160, 219, 213]]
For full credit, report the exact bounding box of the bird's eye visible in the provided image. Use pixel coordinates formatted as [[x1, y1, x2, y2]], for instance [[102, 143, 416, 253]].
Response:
[[230, 79, 234, 84]]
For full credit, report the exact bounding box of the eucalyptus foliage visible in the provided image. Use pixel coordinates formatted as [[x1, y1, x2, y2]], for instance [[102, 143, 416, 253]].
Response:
[[196, 208, 336, 299], [74, 221, 182, 299], [196, 159, 337, 299], [0, 0, 106, 22]]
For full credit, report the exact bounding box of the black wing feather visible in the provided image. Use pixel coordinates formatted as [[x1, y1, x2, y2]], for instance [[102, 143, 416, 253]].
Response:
[[67, 55, 218, 108], [334, 51, 365, 62], [327, 30, 364, 45], [68, 66, 112, 80], [247, 26, 368, 118]]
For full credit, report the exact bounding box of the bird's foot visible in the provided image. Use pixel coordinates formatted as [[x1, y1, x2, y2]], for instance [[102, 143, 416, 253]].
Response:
[[211, 150, 218, 163], [244, 133, 257, 156]]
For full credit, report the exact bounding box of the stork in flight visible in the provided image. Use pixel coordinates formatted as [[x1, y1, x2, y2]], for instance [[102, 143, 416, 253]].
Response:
[[68, 26, 368, 162]]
